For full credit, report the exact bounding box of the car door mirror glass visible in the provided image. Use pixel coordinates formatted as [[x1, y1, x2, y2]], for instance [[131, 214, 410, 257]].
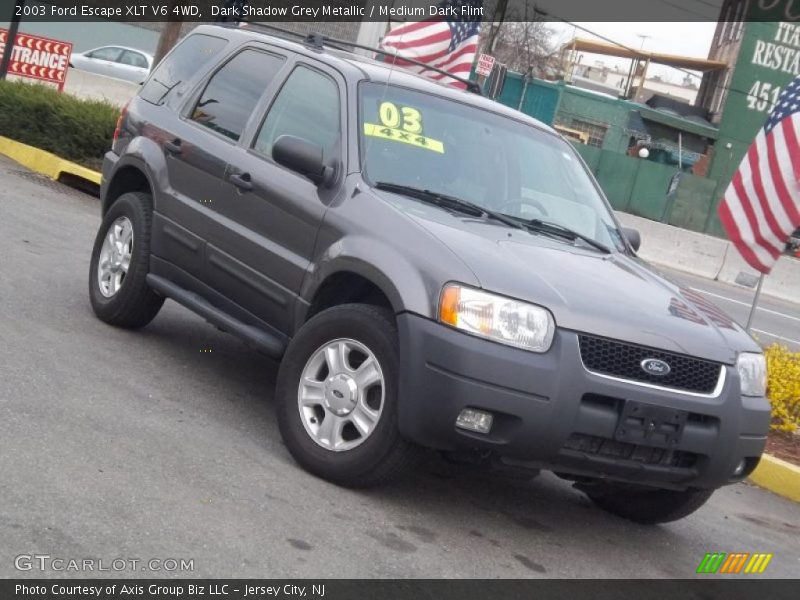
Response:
[[622, 227, 641, 252], [273, 135, 333, 187]]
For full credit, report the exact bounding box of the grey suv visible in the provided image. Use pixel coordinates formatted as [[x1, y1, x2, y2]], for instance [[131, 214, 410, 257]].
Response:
[[90, 24, 770, 524]]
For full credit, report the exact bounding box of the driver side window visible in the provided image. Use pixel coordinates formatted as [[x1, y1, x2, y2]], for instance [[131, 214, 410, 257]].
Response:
[[89, 47, 122, 62], [253, 65, 340, 161]]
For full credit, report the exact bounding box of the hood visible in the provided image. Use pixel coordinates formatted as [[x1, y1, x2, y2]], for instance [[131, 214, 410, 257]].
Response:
[[382, 194, 759, 364]]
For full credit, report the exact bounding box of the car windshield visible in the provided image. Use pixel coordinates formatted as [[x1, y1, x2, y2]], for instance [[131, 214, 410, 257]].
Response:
[[359, 82, 624, 250]]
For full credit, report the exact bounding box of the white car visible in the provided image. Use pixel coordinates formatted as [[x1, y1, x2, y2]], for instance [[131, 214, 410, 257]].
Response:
[[69, 46, 153, 84]]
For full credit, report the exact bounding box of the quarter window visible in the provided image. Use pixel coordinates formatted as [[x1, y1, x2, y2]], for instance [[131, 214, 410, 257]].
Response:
[[140, 34, 228, 105], [120, 51, 148, 68], [190, 49, 285, 142], [254, 66, 340, 160]]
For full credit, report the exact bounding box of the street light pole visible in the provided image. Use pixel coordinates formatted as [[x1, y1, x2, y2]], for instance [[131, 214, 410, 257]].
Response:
[[0, 0, 25, 81]]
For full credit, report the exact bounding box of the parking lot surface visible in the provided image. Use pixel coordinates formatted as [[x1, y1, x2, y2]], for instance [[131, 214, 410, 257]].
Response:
[[0, 156, 798, 578]]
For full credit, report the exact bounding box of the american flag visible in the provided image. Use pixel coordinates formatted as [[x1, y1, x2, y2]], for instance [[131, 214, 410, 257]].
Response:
[[718, 75, 800, 273], [379, 0, 483, 89]]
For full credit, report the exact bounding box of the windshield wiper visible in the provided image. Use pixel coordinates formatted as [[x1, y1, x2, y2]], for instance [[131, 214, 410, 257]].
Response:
[[523, 219, 611, 254], [374, 183, 524, 231]]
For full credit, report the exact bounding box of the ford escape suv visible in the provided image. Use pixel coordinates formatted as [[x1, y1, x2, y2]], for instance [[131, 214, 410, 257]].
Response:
[[89, 24, 771, 524]]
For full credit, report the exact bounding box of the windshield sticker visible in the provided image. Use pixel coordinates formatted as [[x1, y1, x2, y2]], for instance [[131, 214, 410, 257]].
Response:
[[363, 101, 445, 153], [363, 124, 445, 153]]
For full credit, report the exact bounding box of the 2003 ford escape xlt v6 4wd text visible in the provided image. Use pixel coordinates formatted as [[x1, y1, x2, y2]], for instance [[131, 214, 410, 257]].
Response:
[[89, 24, 771, 524]]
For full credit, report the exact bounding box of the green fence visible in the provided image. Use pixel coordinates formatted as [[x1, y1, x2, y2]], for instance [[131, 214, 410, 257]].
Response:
[[493, 73, 726, 236], [497, 73, 561, 125], [574, 144, 722, 233]]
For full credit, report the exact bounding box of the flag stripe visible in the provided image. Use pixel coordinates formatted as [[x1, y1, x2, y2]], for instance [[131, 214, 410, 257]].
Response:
[[719, 200, 771, 272], [731, 171, 782, 259], [379, 0, 482, 90], [768, 122, 800, 224], [745, 140, 790, 249], [718, 74, 800, 274]]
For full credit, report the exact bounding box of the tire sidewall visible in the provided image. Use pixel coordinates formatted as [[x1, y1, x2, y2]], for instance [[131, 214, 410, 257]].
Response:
[[276, 305, 404, 482], [89, 192, 149, 313]]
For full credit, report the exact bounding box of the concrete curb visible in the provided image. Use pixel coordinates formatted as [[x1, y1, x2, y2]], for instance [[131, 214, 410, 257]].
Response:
[[749, 453, 800, 502], [0, 135, 101, 187], [616, 212, 800, 304]]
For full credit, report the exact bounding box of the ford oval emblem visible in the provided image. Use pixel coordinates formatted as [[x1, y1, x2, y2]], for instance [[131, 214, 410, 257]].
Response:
[[641, 358, 671, 376]]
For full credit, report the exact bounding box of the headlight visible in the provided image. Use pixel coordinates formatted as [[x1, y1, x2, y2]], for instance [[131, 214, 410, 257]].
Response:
[[439, 284, 555, 352], [736, 352, 767, 397]]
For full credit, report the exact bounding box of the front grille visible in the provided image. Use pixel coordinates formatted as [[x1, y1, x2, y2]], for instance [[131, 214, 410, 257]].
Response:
[[578, 335, 722, 394], [563, 433, 698, 468]]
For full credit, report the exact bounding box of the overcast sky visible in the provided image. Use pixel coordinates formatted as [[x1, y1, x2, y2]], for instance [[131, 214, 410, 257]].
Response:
[[550, 21, 719, 83]]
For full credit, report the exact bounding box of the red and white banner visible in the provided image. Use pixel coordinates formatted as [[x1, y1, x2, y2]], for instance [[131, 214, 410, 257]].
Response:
[[0, 29, 73, 92]]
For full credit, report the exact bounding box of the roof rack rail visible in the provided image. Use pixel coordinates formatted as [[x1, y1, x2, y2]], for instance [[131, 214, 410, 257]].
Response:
[[229, 21, 484, 95]]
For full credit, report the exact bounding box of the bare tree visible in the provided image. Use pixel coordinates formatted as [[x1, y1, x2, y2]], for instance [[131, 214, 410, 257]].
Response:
[[490, 21, 556, 75], [483, 2, 557, 77]]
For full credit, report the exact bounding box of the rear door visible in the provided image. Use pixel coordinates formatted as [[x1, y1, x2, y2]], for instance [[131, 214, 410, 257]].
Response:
[[208, 59, 344, 333], [150, 44, 285, 284], [83, 46, 123, 78], [117, 50, 150, 83]]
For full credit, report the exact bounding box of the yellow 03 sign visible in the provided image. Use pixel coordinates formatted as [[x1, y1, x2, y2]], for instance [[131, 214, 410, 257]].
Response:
[[365, 101, 445, 154], [379, 102, 423, 134]]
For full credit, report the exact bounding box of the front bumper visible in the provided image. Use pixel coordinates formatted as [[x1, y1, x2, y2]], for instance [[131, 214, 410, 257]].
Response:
[[397, 313, 771, 490]]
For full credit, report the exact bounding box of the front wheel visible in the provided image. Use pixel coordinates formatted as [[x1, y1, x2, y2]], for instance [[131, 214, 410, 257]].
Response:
[[582, 483, 714, 524], [276, 304, 419, 488]]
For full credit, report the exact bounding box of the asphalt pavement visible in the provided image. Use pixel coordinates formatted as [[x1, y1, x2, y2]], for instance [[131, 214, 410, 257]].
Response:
[[0, 156, 798, 579]]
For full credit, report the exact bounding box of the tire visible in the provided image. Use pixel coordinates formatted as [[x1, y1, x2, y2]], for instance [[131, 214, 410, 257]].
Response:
[[583, 483, 714, 524], [276, 304, 420, 488], [89, 191, 164, 329]]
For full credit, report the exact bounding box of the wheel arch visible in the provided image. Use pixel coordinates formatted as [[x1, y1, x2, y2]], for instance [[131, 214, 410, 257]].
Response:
[[102, 163, 153, 216], [296, 248, 435, 334], [102, 137, 166, 216]]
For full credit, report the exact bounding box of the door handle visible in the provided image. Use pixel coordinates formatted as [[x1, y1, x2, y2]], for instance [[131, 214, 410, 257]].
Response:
[[164, 139, 182, 155], [230, 172, 253, 191]]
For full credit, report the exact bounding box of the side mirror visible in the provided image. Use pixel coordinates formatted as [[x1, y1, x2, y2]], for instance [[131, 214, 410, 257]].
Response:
[[273, 135, 335, 187], [622, 227, 641, 252]]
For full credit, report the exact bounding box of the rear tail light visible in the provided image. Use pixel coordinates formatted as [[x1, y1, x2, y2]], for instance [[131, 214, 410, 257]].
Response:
[[112, 101, 130, 146]]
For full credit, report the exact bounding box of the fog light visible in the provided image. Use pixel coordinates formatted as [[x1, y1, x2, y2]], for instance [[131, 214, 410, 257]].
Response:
[[456, 409, 493, 434], [733, 459, 746, 477]]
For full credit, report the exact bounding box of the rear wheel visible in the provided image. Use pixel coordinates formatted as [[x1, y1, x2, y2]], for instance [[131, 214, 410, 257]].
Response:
[[276, 304, 419, 488], [89, 192, 164, 328], [582, 483, 714, 524]]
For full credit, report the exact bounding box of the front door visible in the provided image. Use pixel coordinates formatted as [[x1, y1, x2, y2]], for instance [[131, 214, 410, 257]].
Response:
[[209, 61, 344, 333]]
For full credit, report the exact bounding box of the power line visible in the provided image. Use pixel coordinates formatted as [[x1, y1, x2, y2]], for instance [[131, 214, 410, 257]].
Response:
[[541, 11, 768, 104]]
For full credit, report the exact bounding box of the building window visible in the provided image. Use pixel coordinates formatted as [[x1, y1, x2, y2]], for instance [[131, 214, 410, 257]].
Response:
[[714, 70, 731, 115], [557, 119, 608, 147]]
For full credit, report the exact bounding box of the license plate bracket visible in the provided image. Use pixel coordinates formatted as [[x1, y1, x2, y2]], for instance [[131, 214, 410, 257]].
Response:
[[614, 401, 688, 448]]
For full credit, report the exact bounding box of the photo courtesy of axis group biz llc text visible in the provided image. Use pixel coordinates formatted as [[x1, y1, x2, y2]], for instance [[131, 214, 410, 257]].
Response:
[[0, 0, 799, 598]]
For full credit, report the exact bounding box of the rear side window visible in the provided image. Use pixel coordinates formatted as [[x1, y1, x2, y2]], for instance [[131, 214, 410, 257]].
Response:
[[120, 51, 148, 68], [140, 34, 227, 105], [254, 65, 340, 160], [189, 50, 285, 142]]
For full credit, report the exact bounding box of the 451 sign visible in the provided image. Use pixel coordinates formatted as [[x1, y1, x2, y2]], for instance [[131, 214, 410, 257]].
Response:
[[747, 80, 784, 113], [0, 29, 72, 91]]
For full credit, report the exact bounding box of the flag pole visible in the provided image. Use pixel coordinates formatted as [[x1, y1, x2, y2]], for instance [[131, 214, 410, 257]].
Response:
[[745, 273, 765, 332]]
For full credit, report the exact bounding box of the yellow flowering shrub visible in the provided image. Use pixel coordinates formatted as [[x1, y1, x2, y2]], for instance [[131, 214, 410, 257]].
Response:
[[764, 344, 800, 432]]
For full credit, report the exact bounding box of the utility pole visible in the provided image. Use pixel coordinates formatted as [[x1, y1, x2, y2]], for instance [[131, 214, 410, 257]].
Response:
[[152, 1, 186, 67], [0, 0, 25, 81]]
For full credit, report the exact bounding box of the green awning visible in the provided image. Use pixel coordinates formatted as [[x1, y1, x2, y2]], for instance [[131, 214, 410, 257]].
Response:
[[637, 107, 719, 140]]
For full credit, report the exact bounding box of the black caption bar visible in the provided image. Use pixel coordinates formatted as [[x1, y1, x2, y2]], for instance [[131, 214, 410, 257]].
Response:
[[2, 0, 799, 23], [2, 580, 799, 600]]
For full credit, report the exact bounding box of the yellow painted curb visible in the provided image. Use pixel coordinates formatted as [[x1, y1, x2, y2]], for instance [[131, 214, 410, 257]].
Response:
[[749, 453, 800, 502], [0, 135, 101, 186]]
